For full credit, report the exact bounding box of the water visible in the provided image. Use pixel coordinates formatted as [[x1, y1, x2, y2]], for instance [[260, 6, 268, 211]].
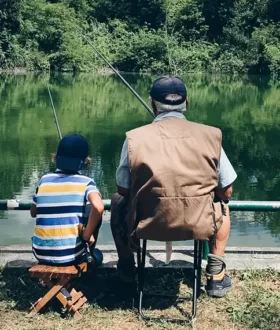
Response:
[[0, 73, 279, 247]]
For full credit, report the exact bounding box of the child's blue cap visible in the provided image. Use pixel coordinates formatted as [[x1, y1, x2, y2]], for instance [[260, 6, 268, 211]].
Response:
[[56, 134, 89, 173]]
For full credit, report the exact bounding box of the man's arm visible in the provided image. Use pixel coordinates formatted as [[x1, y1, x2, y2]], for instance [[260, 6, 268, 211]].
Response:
[[30, 186, 38, 218], [217, 148, 237, 197], [30, 204, 37, 218], [82, 191, 104, 241], [116, 139, 131, 196]]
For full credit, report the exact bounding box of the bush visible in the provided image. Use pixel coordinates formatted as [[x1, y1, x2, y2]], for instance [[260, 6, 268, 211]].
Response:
[[0, 0, 280, 75], [171, 42, 218, 73]]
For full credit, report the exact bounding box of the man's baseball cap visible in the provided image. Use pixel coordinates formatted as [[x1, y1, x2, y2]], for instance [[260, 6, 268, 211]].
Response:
[[56, 134, 89, 172], [150, 76, 187, 105]]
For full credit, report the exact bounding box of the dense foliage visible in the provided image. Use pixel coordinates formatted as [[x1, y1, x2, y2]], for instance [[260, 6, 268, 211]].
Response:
[[0, 0, 280, 74]]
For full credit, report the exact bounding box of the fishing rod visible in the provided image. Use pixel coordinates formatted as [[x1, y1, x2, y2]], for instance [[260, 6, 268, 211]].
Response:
[[47, 85, 62, 140], [46, 85, 93, 263], [81, 34, 155, 118]]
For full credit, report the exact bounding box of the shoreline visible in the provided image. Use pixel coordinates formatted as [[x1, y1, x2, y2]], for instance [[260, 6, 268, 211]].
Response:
[[0, 67, 115, 75], [0, 68, 276, 78], [1, 244, 280, 270]]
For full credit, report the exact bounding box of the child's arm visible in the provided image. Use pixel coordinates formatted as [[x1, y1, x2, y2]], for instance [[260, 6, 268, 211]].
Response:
[[82, 191, 104, 241]]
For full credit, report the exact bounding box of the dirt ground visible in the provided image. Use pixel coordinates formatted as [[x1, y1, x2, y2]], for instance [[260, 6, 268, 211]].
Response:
[[0, 268, 279, 330]]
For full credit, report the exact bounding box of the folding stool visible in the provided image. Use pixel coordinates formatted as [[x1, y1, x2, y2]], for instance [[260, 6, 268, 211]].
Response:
[[29, 262, 88, 319]]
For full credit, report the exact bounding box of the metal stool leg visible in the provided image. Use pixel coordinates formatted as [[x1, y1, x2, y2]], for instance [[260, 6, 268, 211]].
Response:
[[192, 240, 198, 318], [137, 239, 202, 324], [138, 239, 147, 318], [197, 241, 203, 298], [192, 240, 203, 320]]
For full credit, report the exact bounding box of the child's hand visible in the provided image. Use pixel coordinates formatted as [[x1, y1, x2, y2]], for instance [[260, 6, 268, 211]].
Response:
[[88, 235, 95, 247], [81, 228, 95, 246]]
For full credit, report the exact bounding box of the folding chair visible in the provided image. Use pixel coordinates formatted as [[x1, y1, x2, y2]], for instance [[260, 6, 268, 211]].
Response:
[[29, 262, 88, 319], [137, 240, 203, 324]]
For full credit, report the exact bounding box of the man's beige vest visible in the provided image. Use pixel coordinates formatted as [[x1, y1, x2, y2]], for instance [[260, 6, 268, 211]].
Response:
[[126, 118, 222, 241]]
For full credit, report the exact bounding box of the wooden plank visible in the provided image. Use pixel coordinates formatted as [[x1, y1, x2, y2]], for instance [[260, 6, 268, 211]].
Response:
[[30, 271, 48, 278], [71, 291, 83, 305], [29, 265, 40, 272], [29, 262, 88, 277], [29, 298, 42, 312], [29, 264, 45, 273], [72, 296, 87, 311], [72, 310, 83, 320], [79, 262, 87, 272], [44, 266, 52, 273], [28, 299, 45, 317]]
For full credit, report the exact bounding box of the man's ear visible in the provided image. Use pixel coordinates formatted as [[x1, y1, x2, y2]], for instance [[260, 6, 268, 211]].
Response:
[[51, 153, 56, 164], [151, 99, 158, 116]]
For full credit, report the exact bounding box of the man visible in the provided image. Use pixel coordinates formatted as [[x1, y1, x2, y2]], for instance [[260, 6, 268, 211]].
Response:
[[110, 76, 237, 298]]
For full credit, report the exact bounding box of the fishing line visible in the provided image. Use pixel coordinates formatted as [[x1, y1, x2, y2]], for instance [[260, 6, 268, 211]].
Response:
[[47, 84, 62, 140]]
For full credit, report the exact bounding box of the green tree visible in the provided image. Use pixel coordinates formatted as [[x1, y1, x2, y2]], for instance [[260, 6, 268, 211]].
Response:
[[0, 0, 22, 67], [17, 0, 94, 70], [90, 0, 165, 29], [165, 0, 208, 41], [201, 0, 234, 40]]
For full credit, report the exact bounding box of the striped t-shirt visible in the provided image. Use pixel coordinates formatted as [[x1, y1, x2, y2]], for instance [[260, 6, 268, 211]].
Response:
[[32, 172, 100, 265]]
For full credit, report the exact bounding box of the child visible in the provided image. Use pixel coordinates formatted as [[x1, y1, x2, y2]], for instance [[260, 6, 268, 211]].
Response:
[[30, 134, 104, 266]]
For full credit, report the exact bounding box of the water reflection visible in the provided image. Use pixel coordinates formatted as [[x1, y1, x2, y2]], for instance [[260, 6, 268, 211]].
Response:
[[0, 73, 279, 246]]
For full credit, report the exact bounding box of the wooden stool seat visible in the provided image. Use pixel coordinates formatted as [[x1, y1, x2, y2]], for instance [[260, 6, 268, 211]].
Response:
[[29, 263, 87, 278], [29, 262, 88, 319]]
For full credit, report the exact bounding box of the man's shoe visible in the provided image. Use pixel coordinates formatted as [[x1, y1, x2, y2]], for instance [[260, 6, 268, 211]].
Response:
[[206, 270, 232, 298]]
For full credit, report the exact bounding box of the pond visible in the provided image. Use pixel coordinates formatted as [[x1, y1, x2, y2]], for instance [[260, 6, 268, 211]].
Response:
[[0, 73, 279, 247]]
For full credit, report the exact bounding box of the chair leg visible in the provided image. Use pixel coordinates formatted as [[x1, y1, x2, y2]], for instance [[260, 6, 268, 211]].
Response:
[[197, 241, 203, 298], [137, 247, 141, 273], [192, 240, 198, 319], [192, 240, 203, 320], [138, 239, 147, 319]]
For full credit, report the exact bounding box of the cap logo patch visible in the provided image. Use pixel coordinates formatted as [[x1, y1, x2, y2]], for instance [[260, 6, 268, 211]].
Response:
[[165, 94, 183, 101]]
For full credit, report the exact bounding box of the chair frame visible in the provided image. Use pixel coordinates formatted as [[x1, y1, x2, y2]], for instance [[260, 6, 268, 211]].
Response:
[[137, 239, 203, 324]]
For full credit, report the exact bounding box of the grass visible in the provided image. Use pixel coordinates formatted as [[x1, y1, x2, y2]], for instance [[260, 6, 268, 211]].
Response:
[[0, 267, 279, 330]]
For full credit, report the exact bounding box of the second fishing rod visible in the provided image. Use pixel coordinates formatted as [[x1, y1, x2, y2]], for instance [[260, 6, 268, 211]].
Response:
[[81, 34, 155, 119]]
